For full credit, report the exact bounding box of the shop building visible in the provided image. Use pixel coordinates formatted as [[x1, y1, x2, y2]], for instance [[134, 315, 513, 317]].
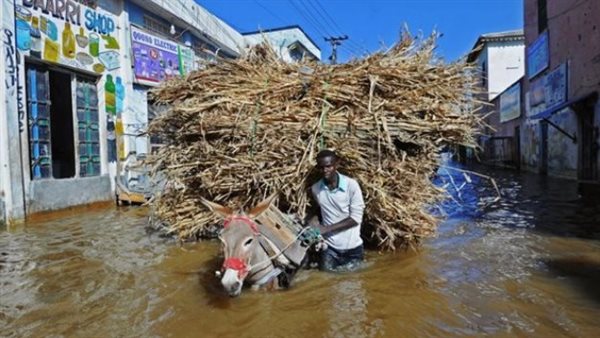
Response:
[[522, 0, 599, 180], [483, 77, 525, 168], [243, 25, 321, 62], [1, 0, 125, 221], [0, 0, 320, 223], [466, 29, 525, 166], [121, 0, 245, 163]]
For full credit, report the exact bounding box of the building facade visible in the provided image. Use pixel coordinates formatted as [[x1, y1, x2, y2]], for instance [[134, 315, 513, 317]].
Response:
[[243, 25, 321, 62], [522, 0, 599, 180], [467, 30, 525, 101], [1, 0, 313, 223], [484, 77, 525, 168], [467, 30, 525, 166], [1, 0, 125, 221], [121, 0, 244, 185]]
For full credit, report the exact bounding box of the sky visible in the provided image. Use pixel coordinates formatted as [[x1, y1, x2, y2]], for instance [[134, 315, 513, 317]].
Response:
[[196, 0, 523, 63]]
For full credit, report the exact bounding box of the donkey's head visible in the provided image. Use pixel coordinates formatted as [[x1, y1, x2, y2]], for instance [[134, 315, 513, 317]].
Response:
[[201, 194, 277, 297]]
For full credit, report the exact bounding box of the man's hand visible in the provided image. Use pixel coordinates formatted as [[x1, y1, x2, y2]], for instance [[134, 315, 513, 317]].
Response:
[[300, 224, 322, 246], [306, 215, 320, 228]]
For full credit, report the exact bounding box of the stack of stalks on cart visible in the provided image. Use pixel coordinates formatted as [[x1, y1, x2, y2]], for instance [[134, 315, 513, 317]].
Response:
[[146, 31, 485, 250]]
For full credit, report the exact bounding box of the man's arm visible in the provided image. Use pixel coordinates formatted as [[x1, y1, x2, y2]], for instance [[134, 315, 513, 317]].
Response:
[[305, 186, 321, 227], [317, 217, 357, 235]]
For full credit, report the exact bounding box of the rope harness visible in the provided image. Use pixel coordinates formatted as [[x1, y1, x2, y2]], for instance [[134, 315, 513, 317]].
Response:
[[219, 215, 314, 282], [221, 216, 259, 279]]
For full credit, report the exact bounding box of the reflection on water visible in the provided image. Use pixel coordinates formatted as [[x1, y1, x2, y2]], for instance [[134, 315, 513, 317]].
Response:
[[1, 166, 600, 337]]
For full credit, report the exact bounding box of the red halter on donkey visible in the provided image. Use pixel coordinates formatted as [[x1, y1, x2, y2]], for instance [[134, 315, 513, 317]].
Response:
[[201, 194, 296, 297]]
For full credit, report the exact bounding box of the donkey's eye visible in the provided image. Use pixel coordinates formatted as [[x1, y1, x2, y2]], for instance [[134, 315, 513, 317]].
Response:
[[244, 238, 254, 246]]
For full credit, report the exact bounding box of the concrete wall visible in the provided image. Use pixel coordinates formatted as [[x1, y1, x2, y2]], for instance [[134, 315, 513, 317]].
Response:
[[472, 39, 523, 165], [131, 0, 244, 57], [0, 0, 26, 222], [99, 0, 123, 15], [244, 27, 321, 62], [521, 120, 540, 169], [596, 100, 600, 175], [125, 0, 194, 47], [27, 176, 112, 213], [487, 41, 524, 101], [523, 0, 600, 179], [547, 109, 578, 178], [488, 79, 524, 137], [0, 0, 131, 217]]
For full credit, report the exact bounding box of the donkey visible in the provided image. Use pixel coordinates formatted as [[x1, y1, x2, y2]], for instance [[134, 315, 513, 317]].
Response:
[[201, 194, 299, 297]]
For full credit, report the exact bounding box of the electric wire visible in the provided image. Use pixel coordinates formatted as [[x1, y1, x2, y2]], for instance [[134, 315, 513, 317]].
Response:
[[252, 0, 288, 26], [308, 0, 368, 55], [286, 0, 329, 39], [288, 0, 360, 60]]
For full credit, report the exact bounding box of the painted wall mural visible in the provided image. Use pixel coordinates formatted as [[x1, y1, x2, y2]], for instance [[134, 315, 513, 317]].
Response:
[[129, 87, 149, 155], [547, 110, 578, 176], [104, 74, 125, 163], [130, 25, 196, 85], [16, 0, 120, 75], [522, 121, 539, 169]]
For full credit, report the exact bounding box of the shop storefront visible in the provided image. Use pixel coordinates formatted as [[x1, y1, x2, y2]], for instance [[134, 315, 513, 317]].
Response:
[[124, 25, 198, 157], [3, 0, 124, 214]]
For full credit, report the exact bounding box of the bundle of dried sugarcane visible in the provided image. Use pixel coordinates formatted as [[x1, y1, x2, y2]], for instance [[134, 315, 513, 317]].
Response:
[[146, 32, 484, 250]]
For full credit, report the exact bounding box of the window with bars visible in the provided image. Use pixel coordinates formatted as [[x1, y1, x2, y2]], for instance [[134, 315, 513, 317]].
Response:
[[538, 0, 548, 34], [143, 15, 171, 37], [76, 77, 101, 177], [289, 48, 305, 62], [148, 99, 168, 154], [481, 61, 487, 89], [26, 63, 100, 180], [26, 65, 52, 179]]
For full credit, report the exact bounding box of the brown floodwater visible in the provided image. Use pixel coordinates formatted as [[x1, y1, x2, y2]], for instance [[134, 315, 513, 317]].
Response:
[[2, 166, 600, 337]]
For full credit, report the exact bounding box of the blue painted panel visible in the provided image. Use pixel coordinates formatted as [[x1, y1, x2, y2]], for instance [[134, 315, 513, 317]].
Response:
[[125, 0, 174, 30], [76, 77, 100, 177], [124, 0, 145, 25], [26, 65, 52, 179]]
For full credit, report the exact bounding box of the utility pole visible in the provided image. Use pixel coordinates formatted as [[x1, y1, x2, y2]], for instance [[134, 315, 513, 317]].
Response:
[[325, 35, 348, 65]]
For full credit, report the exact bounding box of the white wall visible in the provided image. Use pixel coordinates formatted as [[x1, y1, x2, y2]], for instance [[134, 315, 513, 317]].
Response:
[[144, 0, 245, 56], [0, 0, 26, 222], [474, 48, 488, 93], [245, 28, 321, 62], [487, 40, 524, 101]]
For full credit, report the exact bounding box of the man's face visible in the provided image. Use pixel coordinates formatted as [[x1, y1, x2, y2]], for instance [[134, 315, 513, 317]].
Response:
[[317, 156, 338, 181]]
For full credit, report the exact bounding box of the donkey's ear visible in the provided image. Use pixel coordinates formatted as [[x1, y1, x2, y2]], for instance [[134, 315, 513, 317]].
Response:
[[247, 193, 277, 219], [200, 198, 233, 218]]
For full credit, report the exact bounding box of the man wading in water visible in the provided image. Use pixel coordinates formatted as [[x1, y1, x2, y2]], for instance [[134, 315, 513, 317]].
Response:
[[307, 150, 366, 271]]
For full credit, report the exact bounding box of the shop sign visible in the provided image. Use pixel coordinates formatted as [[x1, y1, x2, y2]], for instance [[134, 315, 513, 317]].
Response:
[[526, 75, 546, 117], [16, 0, 120, 74], [544, 63, 567, 110], [500, 82, 521, 123], [527, 30, 549, 79], [131, 25, 196, 85], [179, 46, 197, 75]]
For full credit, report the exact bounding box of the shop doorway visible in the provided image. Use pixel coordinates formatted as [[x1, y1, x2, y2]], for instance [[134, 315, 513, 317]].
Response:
[[49, 70, 75, 178], [148, 97, 168, 154], [577, 109, 597, 180], [514, 126, 521, 169], [540, 121, 548, 175], [26, 63, 99, 180]]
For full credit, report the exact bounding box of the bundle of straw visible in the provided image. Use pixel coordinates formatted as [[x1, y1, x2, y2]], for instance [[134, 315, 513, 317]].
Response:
[[147, 32, 483, 250]]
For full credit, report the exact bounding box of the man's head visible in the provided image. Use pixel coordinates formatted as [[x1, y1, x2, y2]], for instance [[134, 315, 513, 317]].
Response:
[[316, 149, 339, 181]]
